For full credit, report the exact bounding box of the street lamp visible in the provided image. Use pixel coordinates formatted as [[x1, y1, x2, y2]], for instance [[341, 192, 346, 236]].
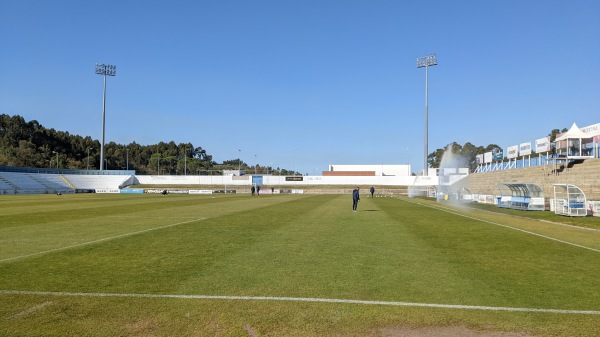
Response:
[[293, 147, 297, 176], [87, 148, 91, 170], [238, 149, 241, 172], [95, 63, 116, 171], [416, 54, 437, 176], [126, 148, 129, 171], [52, 151, 58, 169]]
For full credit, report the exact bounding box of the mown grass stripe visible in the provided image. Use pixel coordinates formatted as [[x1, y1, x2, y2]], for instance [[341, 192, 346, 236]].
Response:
[[401, 198, 600, 253], [1, 290, 599, 315], [0, 218, 205, 263]]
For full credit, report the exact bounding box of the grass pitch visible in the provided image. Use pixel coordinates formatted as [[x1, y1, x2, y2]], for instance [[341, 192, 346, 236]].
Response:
[[0, 193, 599, 336]]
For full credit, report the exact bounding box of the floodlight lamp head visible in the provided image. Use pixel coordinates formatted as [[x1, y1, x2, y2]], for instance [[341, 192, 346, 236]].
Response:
[[107, 64, 116, 76], [95, 63, 117, 76], [416, 54, 438, 68]]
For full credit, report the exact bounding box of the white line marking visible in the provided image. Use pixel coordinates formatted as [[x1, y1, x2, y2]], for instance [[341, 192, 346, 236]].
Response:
[[0, 218, 206, 263], [402, 199, 600, 253], [11, 300, 53, 318], [1, 290, 598, 315]]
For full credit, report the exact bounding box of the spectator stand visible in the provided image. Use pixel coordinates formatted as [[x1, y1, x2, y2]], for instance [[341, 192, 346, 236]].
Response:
[[552, 184, 587, 217], [497, 183, 545, 211]]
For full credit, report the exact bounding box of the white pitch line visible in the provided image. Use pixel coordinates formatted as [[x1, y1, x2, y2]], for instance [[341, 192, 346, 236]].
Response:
[[0, 218, 206, 263], [1, 290, 599, 315], [403, 199, 600, 253], [11, 300, 53, 318]]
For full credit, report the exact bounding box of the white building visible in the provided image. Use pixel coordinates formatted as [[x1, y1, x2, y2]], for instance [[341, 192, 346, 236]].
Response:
[[326, 164, 411, 176]]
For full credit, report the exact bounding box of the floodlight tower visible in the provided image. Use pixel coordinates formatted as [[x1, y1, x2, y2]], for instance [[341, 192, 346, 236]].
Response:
[[95, 63, 116, 170], [416, 54, 437, 176]]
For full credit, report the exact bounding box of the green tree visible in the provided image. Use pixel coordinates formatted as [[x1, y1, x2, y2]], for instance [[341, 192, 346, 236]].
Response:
[[0, 113, 300, 175]]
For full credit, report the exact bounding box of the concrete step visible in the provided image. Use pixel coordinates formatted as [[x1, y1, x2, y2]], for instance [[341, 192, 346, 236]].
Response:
[[452, 158, 600, 200]]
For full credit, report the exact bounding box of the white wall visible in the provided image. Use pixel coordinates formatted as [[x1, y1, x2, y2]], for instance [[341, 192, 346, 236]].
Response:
[[134, 174, 439, 187], [135, 175, 250, 186], [327, 164, 411, 176]]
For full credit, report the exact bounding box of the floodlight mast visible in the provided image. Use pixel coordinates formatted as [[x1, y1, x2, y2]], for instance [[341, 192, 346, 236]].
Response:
[[95, 63, 116, 170], [416, 54, 437, 176]]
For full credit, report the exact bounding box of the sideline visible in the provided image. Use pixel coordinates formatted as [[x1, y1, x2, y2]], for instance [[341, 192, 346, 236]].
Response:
[[400, 198, 600, 253], [0, 218, 206, 263], [460, 204, 600, 232], [1, 290, 599, 315]]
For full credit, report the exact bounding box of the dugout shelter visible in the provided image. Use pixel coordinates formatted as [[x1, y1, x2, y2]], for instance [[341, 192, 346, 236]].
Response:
[[553, 184, 587, 217], [497, 183, 545, 211]]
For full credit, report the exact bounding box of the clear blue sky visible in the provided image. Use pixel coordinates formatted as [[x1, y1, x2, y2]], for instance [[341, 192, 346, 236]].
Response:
[[1, 0, 599, 175]]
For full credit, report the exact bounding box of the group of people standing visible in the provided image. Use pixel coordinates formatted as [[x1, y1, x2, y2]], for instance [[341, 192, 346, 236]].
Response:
[[248, 184, 374, 209], [352, 186, 375, 211]]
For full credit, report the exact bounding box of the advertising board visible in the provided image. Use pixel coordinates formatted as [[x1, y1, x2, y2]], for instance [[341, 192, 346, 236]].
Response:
[[189, 190, 213, 194], [507, 145, 518, 159], [535, 137, 550, 153], [588, 201, 600, 217], [120, 189, 144, 194], [519, 142, 532, 156], [96, 188, 120, 194], [484, 152, 493, 164], [492, 148, 503, 161]]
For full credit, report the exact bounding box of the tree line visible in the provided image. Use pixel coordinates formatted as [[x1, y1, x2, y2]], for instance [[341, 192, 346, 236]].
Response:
[[0, 114, 296, 175], [2, 114, 568, 174]]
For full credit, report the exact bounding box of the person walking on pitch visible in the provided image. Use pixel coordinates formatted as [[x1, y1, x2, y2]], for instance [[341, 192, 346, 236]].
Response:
[[352, 187, 360, 211]]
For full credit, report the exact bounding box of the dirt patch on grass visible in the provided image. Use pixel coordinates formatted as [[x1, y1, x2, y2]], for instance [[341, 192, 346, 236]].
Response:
[[124, 318, 157, 336], [243, 323, 258, 337], [370, 325, 534, 337]]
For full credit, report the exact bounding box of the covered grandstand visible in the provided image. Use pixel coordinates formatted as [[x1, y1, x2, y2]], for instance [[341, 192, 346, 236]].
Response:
[[476, 121, 599, 173], [0, 166, 134, 193]]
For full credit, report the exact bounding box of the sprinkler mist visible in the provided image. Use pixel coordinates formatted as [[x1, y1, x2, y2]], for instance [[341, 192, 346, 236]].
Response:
[[436, 145, 468, 203]]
